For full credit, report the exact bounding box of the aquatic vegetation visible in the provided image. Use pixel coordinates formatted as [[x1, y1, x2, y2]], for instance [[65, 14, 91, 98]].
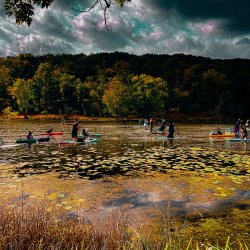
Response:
[[9, 146, 250, 180]]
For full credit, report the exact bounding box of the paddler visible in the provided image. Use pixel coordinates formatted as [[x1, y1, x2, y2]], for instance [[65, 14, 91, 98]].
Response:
[[82, 128, 89, 137], [217, 127, 223, 135], [159, 120, 167, 132], [167, 121, 175, 138], [27, 131, 34, 139], [241, 125, 248, 139], [233, 118, 241, 137], [71, 119, 78, 141]]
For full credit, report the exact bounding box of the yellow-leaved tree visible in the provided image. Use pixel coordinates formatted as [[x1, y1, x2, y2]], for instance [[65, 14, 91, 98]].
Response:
[[103, 76, 133, 117], [131, 74, 168, 117]]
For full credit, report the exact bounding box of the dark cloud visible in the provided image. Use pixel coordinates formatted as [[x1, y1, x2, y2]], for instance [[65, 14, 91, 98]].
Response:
[[51, 0, 98, 15], [0, 0, 249, 58], [236, 37, 250, 45], [33, 11, 76, 43], [52, 0, 81, 10], [149, 0, 250, 33]]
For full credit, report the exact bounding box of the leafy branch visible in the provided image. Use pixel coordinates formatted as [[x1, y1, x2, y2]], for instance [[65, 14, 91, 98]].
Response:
[[4, 0, 54, 26], [73, 0, 130, 30], [4, 0, 131, 28]]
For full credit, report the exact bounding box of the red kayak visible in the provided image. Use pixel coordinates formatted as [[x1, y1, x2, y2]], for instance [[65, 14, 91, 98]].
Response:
[[41, 132, 64, 136]]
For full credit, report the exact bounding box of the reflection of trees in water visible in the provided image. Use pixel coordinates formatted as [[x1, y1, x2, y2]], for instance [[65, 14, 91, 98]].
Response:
[[69, 148, 77, 162], [244, 142, 250, 151]]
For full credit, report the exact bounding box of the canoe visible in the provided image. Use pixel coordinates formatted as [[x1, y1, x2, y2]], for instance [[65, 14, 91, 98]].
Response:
[[41, 132, 64, 136], [59, 138, 97, 145], [227, 138, 250, 142], [16, 137, 50, 143], [209, 133, 234, 139]]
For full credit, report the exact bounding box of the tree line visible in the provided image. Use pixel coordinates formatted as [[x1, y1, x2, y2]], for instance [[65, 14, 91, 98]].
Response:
[[0, 52, 249, 118]]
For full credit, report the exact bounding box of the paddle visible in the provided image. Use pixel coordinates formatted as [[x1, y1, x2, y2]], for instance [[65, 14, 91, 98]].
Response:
[[46, 128, 53, 133]]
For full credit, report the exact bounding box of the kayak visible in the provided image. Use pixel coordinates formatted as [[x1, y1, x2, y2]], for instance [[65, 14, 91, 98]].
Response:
[[151, 131, 167, 135], [59, 138, 97, 145], [77, 134, 103, 139], [209, 133, 234, 139], [16, 137, 50, 143], [90, 133, 103, 137], [227, 138, 250, 142], [156, 137, 186, 140], [0, 144, 20, 148], [41, 132, 64, 136]]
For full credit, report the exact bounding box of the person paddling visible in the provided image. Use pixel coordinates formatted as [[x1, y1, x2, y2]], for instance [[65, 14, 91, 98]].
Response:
[[167, 121, 175, 138], [241, 125, 248, 139], [46, 128, 53, 133], [245, 120, 249, 130], [27, 131, 34, 139], [71, 119, 78, 141], [234, 118, 241, 137], [217, 127, 223, 135], [82, 128, 89, 137], [150, 118, 154, 132], [159, 120, 167, 132]]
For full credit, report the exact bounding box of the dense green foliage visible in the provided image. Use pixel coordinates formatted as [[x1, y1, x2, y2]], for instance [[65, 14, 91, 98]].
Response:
[[0, 52, 249, 117]]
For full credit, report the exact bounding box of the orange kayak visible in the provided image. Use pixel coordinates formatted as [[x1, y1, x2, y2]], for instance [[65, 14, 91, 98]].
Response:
[[209, 133, 234, 139]]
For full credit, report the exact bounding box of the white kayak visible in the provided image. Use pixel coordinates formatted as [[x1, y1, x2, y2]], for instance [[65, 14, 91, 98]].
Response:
[[227, 138, 250, 142], [0, 144, 20, 148], [156, 137, 186, 140]]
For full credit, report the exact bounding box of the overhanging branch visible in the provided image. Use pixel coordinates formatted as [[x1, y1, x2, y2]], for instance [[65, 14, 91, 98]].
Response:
[[72, 0, 112, 30]]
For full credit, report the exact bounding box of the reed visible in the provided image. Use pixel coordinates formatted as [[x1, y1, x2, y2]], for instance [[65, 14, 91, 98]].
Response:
[[0, 199, 248, 249]]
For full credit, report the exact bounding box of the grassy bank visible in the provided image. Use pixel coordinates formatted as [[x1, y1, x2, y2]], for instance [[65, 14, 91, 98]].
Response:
[[0, 111, 237, 123], [0, 199, 248, 249], [0, 114, 118, 121]]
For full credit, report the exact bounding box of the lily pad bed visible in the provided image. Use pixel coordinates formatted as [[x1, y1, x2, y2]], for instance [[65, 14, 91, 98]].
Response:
[[12, 146, 250, 179]]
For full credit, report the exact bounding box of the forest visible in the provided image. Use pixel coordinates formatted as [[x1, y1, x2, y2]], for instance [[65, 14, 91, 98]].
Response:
[[0, 52, 249, 118]]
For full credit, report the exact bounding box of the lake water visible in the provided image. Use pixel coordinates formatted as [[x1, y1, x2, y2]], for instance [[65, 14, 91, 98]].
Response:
[[0, 119, 249, 241]]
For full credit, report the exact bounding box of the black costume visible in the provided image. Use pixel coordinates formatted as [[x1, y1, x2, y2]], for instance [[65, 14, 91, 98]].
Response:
[[71, 122, 78, 139], [168, 122, 175, 138]]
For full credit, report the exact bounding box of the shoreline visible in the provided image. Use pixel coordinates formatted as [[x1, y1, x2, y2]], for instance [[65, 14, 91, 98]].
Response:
[[0, 113, 237, 123]]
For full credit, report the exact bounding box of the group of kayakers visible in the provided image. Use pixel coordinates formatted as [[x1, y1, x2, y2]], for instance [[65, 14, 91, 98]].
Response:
[[25, 120, 90, 142], [141, 118, 176, 138], [24, 117, 249, 144], [211, 118, 249, 139]]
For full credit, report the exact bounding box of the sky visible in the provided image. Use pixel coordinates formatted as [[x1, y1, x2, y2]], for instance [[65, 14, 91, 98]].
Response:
[[0, 0, 249, 59]]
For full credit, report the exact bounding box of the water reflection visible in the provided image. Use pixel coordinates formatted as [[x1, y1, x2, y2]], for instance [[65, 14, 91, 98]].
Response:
[[245, 142, 250, 151], [102, 184, 250, 218]]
